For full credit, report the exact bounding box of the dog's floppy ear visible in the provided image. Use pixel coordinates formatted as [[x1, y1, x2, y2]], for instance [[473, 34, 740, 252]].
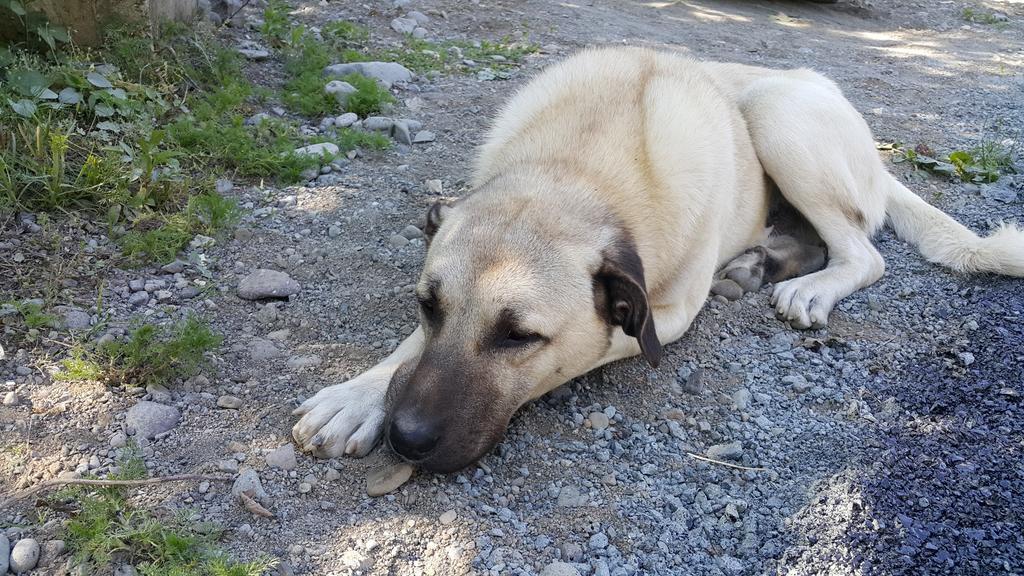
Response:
[[594, 239, 662, 367], [423, 199, 457, 242]]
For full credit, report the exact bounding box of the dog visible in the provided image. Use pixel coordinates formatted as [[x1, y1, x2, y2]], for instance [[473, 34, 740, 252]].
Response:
[[292, 47, 1024, 473]]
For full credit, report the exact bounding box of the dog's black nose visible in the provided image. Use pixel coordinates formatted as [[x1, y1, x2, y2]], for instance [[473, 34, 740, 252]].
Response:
[[388, 418, 439, 461]]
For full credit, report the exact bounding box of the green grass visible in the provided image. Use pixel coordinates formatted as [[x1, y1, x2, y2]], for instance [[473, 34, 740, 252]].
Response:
[[339, 73, 396, 117], [101, 315, 222, 386], [55, 348, 105, 382], [60, 447, 274, 575], [336, 128, 391, 152], [962, 7, 1005, 24], [5, 299, 57, 329]]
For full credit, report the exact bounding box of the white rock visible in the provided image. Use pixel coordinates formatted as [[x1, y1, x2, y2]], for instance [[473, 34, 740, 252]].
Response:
[[413, 130, 436, 143], [390, 17, 417, 34], [293, 142, 339, 158], [265, 444, 297, 470], [323, 62, 413, 87], [363, 116, 395, 131], [232, 467, 269, 502], [237, 269, 300, 300], [9, 538, 40, 573], [3, 391, 18, 406], [237, 48, 270, 60], [335, 112, 358, 127], [126, 401, 180, 439]]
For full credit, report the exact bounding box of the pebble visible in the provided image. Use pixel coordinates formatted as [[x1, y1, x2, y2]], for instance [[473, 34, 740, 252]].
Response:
[[125, 401, 180, 439], [400, 225, 423, 240], [363, 116, 395, 132], [389, 234, 410, 249], [706, 441, 743, 461], [324, 80, 357, 106], [60, 307, 92, 330], [238, 48, 270, 60], [217, 395, 244, 409], [391, 17, 417, 34], [406, 10, 429, 24], [392, 120, 413, 145], [38, 539, 65, 567], [232, 467, 269, 502], [335, 112, 358, 127], [540, 562, 580, 576], [425, 179, 443, 194], [9, 538, 39, 573], [286, 355, 322, 369], [413, 130, 436, 143], [783, 374, 812, 393], [732, 388, 752, 410], [366, 462, 414, 496], [250, 338, 283, 360], [3, 391, 18, 406], [109, 432, 127, 448], [265, 444, 297, 470], [440, 510, 457, 524], [237, 269, 301, 300], [588, 411, 610, 430], [328, 225, 343, 238]]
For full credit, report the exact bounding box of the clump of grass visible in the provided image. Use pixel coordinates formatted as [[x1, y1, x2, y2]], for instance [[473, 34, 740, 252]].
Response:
[[339, 73, 396, 116], [60, 447, 274, 575], [336, 128, 391, 152], [118, 211, 195, 264], [55, 348, 104, 382], [100, 315, 222, 386], [962, 7, 1005, 25], [280, 27, 337, 117], [323, 20, 369, 48], [5, 299, 57, 329]]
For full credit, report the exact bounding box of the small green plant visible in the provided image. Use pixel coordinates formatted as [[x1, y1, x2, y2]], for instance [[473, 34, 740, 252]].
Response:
[[892, 141, 1016, 183], [339, 72, 396, 117], [118, 211, 195, 264], [5, 299, 57, 328], [260, 0, 291, 46], [55, 347, 104, 381], [60, 447, 273, 574], [322, 20, 369, 48], [189, 191, 240, 234], [962, 7, 1005, 25], [335, 128, 391, 152], [0, 0, 70, 55], [99, 315, 221, 386]]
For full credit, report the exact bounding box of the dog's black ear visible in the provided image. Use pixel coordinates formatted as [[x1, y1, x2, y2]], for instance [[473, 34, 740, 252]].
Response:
[[594, 239, 662, 367], [424, 199, 456, 242]]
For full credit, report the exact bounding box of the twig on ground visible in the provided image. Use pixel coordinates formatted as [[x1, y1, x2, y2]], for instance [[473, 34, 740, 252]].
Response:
[[0, 474, 233, 509], [687, 452, 766, 472]]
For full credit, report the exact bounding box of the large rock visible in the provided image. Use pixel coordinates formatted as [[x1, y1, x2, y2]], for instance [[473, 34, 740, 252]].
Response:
[[126, 401, 180, 439], [293, 142, 339, 159], [237, 269, 300, 300], [9, 538, 40, 573], [323, 62, 413, 87]]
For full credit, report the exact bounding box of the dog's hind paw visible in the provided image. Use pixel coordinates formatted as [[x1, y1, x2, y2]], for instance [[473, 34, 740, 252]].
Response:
[[771, 275, 835, 330], [291, 375, 387, 458]]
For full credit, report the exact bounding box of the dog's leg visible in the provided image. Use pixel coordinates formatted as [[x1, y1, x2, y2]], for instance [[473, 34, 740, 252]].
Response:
[[292, 327, 424, 458], [738, 76, 889, 329], [712, 235, 827, 300]]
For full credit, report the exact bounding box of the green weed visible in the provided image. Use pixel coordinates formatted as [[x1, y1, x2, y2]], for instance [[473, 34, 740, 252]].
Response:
[[336, 128, 391, 152], [100, 315, 221, 386], [60, 447, 273, 574], [962, 7, 1005, 25], [55, 347, 105, 382], [891, 140, 1016, 183], [339, 73, 396, 116], [5, 299, 57, 329]]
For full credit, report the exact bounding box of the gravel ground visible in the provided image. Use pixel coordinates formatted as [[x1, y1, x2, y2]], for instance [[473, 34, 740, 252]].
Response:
[[2, 0, 1023, 575]]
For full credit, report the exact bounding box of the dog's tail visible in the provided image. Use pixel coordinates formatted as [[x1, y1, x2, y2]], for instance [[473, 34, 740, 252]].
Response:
[[885, 176, 1024, 276]]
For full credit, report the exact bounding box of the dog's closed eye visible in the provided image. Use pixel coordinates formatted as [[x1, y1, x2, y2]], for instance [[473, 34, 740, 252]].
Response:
[[498, 328, 546, 348]]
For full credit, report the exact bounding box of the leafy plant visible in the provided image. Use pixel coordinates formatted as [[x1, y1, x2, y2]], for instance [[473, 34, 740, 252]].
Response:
[[4, 299, 56, 328], [0, 0, 70, 55], [891, 141, 1016, 183], [60, 447, 274, 575], [339, 72, 396, 117], [962, 7, 1005, 25], [98, 315, 221, 386]]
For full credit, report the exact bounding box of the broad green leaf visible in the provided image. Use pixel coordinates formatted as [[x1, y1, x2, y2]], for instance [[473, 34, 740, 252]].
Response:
[[50, 26, 70, 42], [37, 88, 58, 100], [8, 69, 48, 97], [58, 87, 81, 104], [9, 98, 36, 117], [35, 26, 56, 51], [94, 102, 115, 117], [87, 71, 113, 89], [8, 0, 26, 16], [96, 121, 121, 132], [107, 87, 127, 100]]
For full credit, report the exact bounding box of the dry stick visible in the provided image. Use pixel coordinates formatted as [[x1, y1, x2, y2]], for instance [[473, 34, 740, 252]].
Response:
[[0, 474, 233, 509], [686, 452, 766, 472]]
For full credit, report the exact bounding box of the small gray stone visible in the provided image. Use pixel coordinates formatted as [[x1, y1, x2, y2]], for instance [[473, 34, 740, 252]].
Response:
[[783, 374, 811, 393], [265, 444, 297, 470], [218, 459, 240, 473], [237, 48, 270, 60], [389, 234, 410, 249], [60, 307, 91, 331], [390, 17, 417, 34], [732, 388, 752, 410], [406, 10, 429, 24], [9, 538, 40, 573], [250, 338, 283, 361], [412, 130, 436, 143], [556, 485, 587, 507], [588, 411, 610, 430], [335, 112, 358, 127], [215, 179, 233, 193], [232, 467, 269, 503], [400, 225, 423, 240], [328, 225, 342, 238], [3, 391, 18, 406], [980, 179, 1019, 203], [411, 27, 428, 39], [540, 562, 581, 576], [255, 303, 279, 325], [129, 279, 146, 292], [38, 539, 65, 567], [439, 510, 457, 524], [559, 542, 584, 562], [109, 432, 127, 448], [323, 62, 413, 87], [126, 401, 180, 439], [161, 260, 185, 274], [286, 355, 322, 369], [706, 441, 743, 461], [363, 116, 395, 132], [366, 462, 414, 496], [237, 269, 300, 300], [588, 532, 609, 550], [129, 289, 149, 307], [217, 395, 244, 409]]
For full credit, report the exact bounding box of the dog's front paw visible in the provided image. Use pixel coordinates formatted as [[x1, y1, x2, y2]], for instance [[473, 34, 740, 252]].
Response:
[[292, 376, 387, 458], [771, 275, 833, 330]]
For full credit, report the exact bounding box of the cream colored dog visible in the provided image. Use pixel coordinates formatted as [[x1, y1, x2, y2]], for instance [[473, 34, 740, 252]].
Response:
[[292, 47, 1024, 472]]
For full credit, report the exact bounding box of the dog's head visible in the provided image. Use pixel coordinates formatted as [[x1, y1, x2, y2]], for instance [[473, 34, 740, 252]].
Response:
[[384, 173, 661, 472]]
